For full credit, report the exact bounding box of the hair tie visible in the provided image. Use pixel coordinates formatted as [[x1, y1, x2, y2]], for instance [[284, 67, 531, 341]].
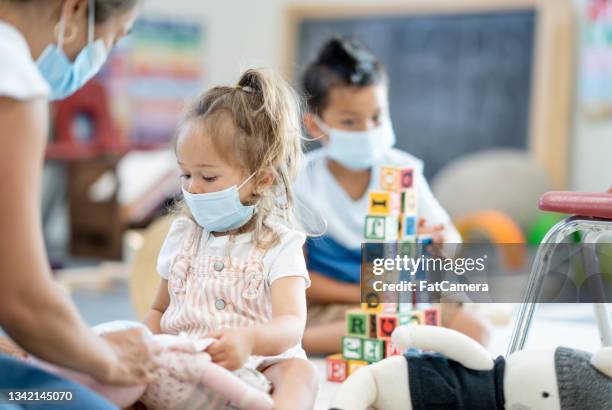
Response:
[[235, 85, 254, 93]]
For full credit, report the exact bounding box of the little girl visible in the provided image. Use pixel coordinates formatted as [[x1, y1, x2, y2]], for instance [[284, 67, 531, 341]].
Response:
[[144, 69, 318, 410]]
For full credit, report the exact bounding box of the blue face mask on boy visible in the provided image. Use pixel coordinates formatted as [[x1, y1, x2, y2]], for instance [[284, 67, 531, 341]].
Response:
[[36, 0, 109, 100], [317, 118, 396, 170], [182, 173, 257, 232]]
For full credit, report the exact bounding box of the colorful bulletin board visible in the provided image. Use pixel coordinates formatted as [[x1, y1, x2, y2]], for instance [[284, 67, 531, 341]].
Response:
[[581, 0, 612, 119], [98, 16, 205, 147]]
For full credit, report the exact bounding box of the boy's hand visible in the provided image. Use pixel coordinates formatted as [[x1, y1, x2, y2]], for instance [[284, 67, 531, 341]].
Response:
[[205, 328, 254, 370], [417, 217, 445, 243]]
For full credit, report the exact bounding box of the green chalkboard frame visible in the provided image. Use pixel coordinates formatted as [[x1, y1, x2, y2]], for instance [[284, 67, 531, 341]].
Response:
[[283, 0, 574, 188]]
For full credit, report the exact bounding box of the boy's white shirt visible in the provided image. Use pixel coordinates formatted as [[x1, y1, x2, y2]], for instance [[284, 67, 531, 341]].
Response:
[[157, 217, 311, 287], [294, 147, 462, 251]]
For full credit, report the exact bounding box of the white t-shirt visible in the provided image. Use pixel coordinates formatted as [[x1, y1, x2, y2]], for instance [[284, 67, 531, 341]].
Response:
[[0, 21, 49, 100], [157, 217, 311, 288], [294, 147, 461, 251]]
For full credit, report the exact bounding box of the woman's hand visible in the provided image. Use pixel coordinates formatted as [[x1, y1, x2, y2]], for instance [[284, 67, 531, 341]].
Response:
[[92, 328, 159, 385], [205, 328, 254, 371]]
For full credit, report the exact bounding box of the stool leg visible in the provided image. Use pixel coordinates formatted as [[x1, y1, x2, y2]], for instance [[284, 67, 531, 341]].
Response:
[[507, 217, 586, 355], [583, 231, 612, 346]]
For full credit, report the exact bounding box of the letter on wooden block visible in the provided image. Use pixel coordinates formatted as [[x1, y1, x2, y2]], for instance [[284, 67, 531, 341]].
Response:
[[342, 336, 363, 360], [385, 341, 404, 358], [364, 215, 399, 241], [326, 354, 348, 382], [408, 310, 425, 325], [380, 166, 400, 191], [362, 338, 385, 362], [402, 188, 418, 215], [400, 215, 417, 239], [368, 312, 378, 338], [362, 293, 383, 314], [424, 307, 440, 326], [368, 191, 401, 216], [400, 168, 414, 189], [346, 310, 368, 337], [347, 360, 369, 376], [398, 241, 416, 258], [377, 313, 398, 340]]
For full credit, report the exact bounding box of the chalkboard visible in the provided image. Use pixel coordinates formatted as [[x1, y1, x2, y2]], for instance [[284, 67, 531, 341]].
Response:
[[294, 10, 536, 180]]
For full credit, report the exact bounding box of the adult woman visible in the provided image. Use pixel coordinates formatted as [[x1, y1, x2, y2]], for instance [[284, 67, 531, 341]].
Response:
[[0, 0, 155, 407]]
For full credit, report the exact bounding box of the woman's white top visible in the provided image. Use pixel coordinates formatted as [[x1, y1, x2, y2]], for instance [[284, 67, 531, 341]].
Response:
[[0, 21, 49, 100]]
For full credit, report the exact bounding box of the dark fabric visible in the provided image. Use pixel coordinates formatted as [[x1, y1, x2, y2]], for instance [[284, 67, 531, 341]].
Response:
[[0, 354, 117, 410], [406, 350, 505, 410]]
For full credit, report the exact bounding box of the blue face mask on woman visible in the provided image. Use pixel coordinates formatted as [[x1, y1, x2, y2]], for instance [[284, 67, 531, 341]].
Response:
[[36, 0, 109, 100], [317, 118, 396, 170], [182, 173, 257, 232]]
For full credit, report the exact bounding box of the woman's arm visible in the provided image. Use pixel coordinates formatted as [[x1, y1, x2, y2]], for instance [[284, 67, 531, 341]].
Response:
[[143, 279, 170, 334], [0, 97, 153, 384]]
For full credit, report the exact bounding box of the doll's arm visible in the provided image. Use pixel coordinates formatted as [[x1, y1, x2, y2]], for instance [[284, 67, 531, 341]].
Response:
[[392, 325, 494, 370]]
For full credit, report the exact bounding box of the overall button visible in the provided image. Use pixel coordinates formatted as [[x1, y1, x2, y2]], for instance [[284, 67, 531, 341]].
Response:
[[215, 298, 226, 310], [213, 261, 224, 272]]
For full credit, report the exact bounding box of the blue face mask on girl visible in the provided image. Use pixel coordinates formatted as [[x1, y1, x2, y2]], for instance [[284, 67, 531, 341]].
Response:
[[36, 0, 109, 100], [316, 117, 396, 170], [182, 173, 257, 232]]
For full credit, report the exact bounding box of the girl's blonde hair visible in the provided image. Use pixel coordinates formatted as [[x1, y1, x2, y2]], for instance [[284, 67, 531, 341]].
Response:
[[173, 68, 304, 250]]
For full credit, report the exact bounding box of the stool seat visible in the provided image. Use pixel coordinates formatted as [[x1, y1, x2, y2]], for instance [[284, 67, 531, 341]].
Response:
[[539, 191, 612, 220]]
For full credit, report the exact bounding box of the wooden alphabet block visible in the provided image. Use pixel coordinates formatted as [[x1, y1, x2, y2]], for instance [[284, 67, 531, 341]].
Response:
[[399, 168, 414, 189], [400, 215, 417, 239], [424, 307, 440, 326], [377, 313, 399, 340], [380, 167, 414, 191], [342, 336, 364, 360], [347, 360, 369, 376], [362, 338, 385, 362], [368, 191, 401, 216], [385, 341, 405, 358], [346, 310, 368, 337], [364, 215, 399, 241], [398, 241, 416, 258], [326, 354, 348, 382], [362, 292, 383, 314], [402, 189, 418, 215]]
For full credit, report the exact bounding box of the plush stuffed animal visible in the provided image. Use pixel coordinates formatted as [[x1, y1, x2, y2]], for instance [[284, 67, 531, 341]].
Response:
[[32, 321, 274, 410], [330, 325, 612, 410]]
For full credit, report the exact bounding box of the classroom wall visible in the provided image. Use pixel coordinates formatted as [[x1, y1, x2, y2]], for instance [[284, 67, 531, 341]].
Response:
[[142, 0, 611, 192]]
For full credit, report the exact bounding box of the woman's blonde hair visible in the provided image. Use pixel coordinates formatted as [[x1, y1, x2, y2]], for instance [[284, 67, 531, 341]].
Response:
[[173, 68, 304, 250]]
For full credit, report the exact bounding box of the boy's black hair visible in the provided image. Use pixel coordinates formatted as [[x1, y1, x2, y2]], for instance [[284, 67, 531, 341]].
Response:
[[301, 37, 386, 114]]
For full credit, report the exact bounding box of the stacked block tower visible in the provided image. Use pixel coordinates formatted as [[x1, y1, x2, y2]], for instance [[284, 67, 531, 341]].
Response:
[[326, 165, 440, 383]]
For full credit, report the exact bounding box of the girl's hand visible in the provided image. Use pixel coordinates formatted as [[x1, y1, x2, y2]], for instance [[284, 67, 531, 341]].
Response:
[[93, 328, 159, 385], [205, 328, 254, 371]]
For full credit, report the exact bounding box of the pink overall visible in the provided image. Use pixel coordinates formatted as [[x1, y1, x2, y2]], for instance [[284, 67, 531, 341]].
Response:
[[142, 221, 302, 409], [160, 222, 270, 339]]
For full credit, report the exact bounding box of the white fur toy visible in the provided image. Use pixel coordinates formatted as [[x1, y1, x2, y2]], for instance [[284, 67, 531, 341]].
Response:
[[330, 325, 612, 410]]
